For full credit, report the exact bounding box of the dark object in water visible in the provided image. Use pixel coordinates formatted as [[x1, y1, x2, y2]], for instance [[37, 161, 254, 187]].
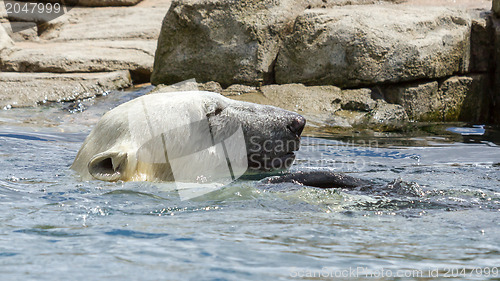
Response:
[[261, 170, 370, 189]]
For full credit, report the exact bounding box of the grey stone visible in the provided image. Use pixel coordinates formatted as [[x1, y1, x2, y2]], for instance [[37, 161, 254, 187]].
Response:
[[383, 81, 441, 121], [438, 75, 490, 122], [0, 70, 131, 108], [226, 83, 407, 127], [151, 0, 400, 87], [150, 82, 408, 127], [333, 88, 408, 126], [222, 84, 258, 96], [198, 81, 223, 93], [276, 6, 471, 87], [0, 40, 156, 82], [226, 83, 343, 126], [149, 80, 222, 94], [149, 82, 200, 94], [366, 100, 409, 126], [260, 84, 343, 113], [382, 75, 490, 122], [151, 0, 304, 87], [39, 7, 168, 41], [338, 89, 377, 112], [0, 0, 173, 108]]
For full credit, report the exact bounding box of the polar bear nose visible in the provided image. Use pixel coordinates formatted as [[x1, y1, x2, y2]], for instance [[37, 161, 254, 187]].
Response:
[[288, 115, 306, 136]]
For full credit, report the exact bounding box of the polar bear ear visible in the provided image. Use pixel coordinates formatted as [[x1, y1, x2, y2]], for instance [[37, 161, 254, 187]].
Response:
[[88, 151, 128, 182]]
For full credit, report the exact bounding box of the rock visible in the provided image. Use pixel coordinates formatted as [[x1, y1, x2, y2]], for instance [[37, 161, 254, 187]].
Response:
[[198, 81, 223, 93], [152, 0, 303, 87], [1, 1, 171, 83], [0, 40, 155, 83], [149, 80, 222, 94], [222, 84, 258, 96], [0, 70, 131, 108], [260, 84, 343, 113], [366, 100, 409, 126], [382, 75, 490, 122], [276, 6, 471, 87], [438, 75, 490, 122], [227, 83, 407, 127], [150, 81, 200, 93], [338, 89, 408, 126], [0, 24, 13, 54], [338, 89, 377, 112], [0, 0, 172, 109], [2, 22, 39, 42], [151, 81, 408, 127], [38, 7, 167, 42], [469, 10, 493, 73], [151, 0, 400, 87], [494, 0, 500, 17], [383, 81, 441, 121], [38, 0, 144, 6], [227, 84, 343, 126]]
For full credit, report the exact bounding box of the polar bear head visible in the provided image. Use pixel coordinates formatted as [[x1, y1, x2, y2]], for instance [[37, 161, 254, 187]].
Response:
[[71, 91, 305, 183]]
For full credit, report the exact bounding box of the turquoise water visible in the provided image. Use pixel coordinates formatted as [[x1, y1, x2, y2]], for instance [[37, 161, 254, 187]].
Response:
[[0, 88, 499, 280]]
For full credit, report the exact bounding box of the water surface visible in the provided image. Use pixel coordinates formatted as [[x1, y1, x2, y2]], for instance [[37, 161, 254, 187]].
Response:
[[0, 88, 499, 280]]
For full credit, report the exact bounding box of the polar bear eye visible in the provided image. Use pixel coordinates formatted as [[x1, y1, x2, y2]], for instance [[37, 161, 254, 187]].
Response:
[[213, 108, 223, 116], [207, 107, 223, 118]]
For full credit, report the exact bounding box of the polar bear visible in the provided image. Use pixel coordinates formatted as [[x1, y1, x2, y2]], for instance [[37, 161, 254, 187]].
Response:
[[71, 91, 306, 183]]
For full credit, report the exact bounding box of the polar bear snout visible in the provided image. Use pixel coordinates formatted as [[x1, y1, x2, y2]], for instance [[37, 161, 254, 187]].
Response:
[[243, 108, 306, 173]]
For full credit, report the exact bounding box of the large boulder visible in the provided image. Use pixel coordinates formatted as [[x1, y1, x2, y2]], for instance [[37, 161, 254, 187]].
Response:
[[151, 0, 402, 87], [276, 6, 471, 87], [152, 0, 303, 87]]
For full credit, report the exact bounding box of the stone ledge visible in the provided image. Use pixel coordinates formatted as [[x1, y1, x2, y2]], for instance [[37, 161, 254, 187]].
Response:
[[0, 40, 155, 83], [0, 70, 131, 108]]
